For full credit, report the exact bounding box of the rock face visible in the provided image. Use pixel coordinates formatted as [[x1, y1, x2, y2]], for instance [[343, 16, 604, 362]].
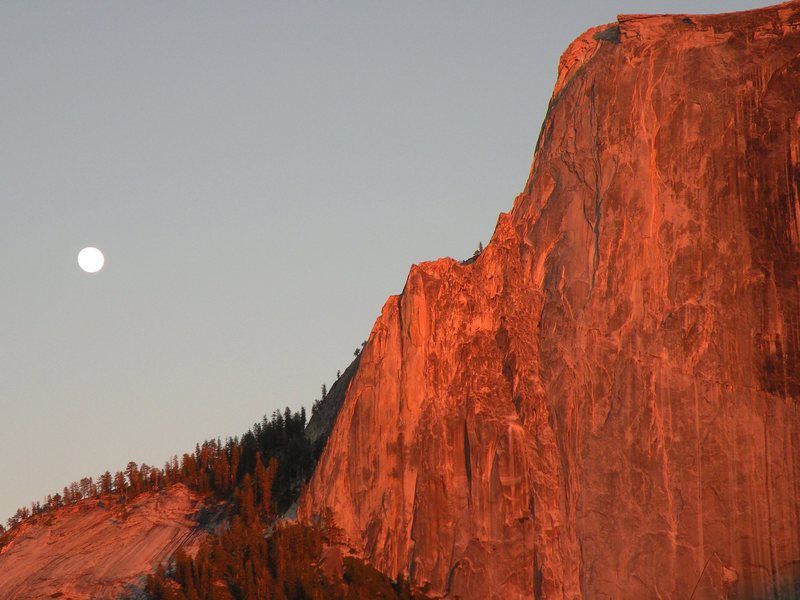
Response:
[[300, 3, 800, 598], [0, 485, 207, 599]]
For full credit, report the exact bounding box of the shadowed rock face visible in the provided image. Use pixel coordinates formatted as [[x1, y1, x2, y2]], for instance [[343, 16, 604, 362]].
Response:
[[300, 3, 800, 598], [0, 485, 207, 599], [306, 355, 361, 449]]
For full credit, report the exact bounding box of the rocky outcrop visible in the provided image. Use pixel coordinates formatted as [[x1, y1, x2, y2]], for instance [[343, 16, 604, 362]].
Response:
[[300, 3, 800, 598], [0, 485, 208, 599]]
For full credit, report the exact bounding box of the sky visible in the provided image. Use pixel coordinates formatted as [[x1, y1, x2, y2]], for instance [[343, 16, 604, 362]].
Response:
[[1, 0, 770, 524]]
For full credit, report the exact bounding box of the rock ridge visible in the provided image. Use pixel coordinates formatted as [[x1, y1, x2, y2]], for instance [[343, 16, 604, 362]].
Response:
[[0, 485, 207, 599]]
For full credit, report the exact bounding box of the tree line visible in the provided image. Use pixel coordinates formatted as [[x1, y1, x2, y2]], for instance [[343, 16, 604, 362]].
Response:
[[2, 407, 312, 540], [1, 406, 429, 599]]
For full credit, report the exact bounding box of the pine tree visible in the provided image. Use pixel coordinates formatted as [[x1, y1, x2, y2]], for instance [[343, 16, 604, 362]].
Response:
[[125, 462, 140, 497], [254, 456, 277, 518], [114, 471, 127, 498], [79, 477, 94, 499], [239, 474, 257, 525], [230, 443, 240, 488], [99, 471, 113, 496], [140, 464, 151, 491]]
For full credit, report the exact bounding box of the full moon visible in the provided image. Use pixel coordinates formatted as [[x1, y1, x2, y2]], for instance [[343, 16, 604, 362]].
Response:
[[77, 247, 105, 273]]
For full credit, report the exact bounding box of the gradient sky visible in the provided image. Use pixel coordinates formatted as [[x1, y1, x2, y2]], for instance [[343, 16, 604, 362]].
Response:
[[1, 1, 769, 524]]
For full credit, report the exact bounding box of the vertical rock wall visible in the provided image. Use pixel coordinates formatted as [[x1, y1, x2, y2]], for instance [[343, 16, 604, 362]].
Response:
[[301, 3, 800, 598]]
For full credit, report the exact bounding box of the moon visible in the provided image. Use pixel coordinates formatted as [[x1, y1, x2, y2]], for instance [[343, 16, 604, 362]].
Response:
[[77, 247, 105, 273]]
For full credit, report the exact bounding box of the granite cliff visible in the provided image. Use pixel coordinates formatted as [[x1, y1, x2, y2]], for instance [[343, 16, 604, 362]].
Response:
[[300, 3, 800, 598]]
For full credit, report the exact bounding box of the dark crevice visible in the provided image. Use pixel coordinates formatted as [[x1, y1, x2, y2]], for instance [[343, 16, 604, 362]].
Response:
[[764, 419, 780, 600], [445, 560, 462, 594], [593, 25, 621, 44], [589, 84, 603, 296], [464, 420, 473, 500], [585, 83, 618, 299], [533, 548, 543, 600], [408, 473, 420, 582]]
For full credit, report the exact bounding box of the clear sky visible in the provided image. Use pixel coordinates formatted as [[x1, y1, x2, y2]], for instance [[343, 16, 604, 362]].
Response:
[[1, 1, 770, 524]]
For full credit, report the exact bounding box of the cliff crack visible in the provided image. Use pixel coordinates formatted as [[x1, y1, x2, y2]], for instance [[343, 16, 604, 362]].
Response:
[[464, 420, 473, 501], [764, 418, 779, 599], [589, 84, 603, 296], [585, 83, 618, 298]]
